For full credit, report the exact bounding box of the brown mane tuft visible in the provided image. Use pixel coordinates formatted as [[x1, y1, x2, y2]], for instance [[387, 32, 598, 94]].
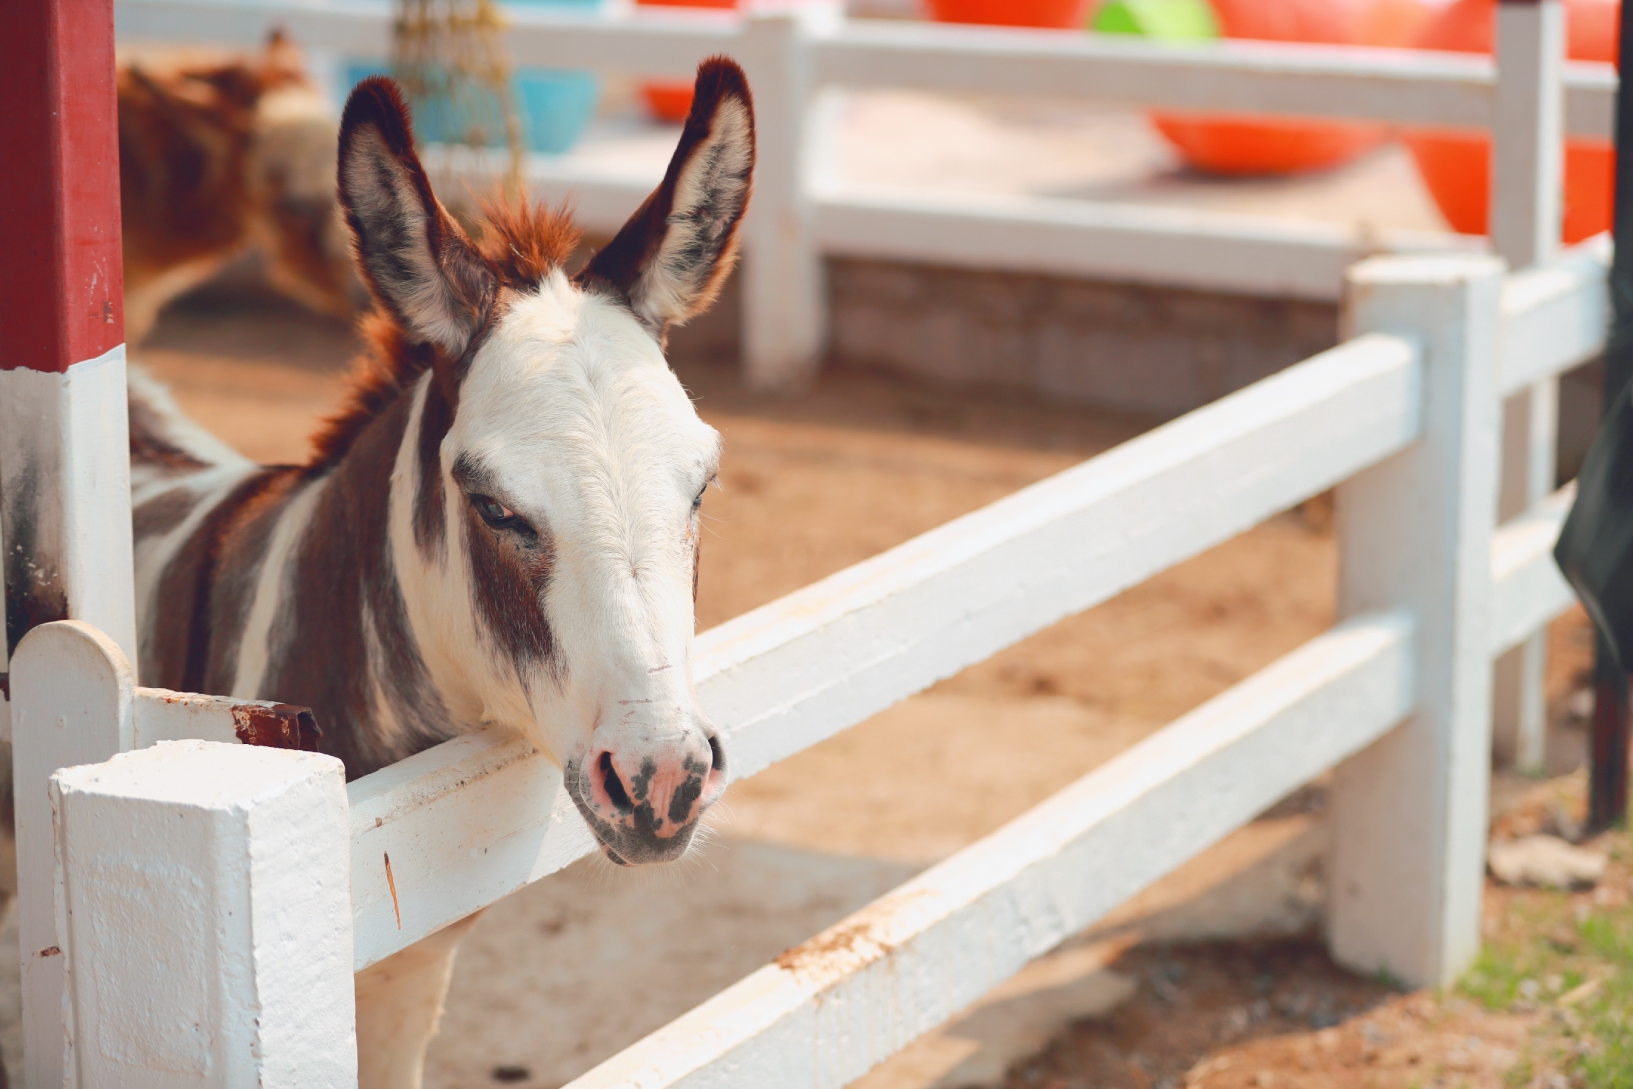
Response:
[[475, 194, 583, 287], [307, 195, 581, 468]]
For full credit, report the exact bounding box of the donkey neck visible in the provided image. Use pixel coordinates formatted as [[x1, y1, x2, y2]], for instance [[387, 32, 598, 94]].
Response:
[[248, 372, 459, 778]]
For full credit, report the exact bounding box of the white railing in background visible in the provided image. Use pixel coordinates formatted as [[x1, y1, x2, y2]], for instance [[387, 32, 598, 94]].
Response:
[[115, 0, 1617, 382], [16, 240, 1603, 1085]]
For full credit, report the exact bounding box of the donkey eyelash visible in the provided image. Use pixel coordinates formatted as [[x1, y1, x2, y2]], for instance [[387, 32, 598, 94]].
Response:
[[469, 493, 537, 542]]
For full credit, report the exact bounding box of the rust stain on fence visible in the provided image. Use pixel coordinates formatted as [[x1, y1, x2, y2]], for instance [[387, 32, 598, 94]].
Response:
[[232, 703, 322, 751], [385, 852, 402, 930], [774, 889, 935, 982]]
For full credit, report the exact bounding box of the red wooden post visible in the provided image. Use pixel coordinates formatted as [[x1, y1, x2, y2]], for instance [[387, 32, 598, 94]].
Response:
[[0, 3, 138, 1086], [0, 0, 136, 669], [0, 0, 125, 371]]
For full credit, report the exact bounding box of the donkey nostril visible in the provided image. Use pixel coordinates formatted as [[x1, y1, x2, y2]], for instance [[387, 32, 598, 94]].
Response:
[[708, 734, 726, 775], [599, 751, 633, 812]]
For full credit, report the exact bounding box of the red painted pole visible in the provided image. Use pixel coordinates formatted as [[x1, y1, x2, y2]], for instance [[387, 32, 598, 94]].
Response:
[[0, 0, 125, 375]]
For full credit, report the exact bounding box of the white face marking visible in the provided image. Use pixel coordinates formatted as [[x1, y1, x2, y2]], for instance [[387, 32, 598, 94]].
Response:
[[407, 270, 721, 769]]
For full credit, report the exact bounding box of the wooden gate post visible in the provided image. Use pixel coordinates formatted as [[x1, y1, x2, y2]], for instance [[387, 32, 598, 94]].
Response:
[[52, 740, 357, 1087], [739, 3, 837, 392], [0, 3, 137, 1083], [1329, 254, 1506, 987], [1491, 0, 1566, 772], [0, 0, 135, 673]]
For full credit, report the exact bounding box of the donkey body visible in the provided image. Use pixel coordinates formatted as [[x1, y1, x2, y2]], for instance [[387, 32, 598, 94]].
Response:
[[119, 33, 357, 345], [127, 62, 755, 1087]]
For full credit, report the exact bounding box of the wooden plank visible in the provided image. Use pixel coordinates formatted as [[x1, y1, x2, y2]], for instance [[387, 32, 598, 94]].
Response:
[[1565, 60, 1618, 143], [130, 687, 320, 750], [115, 0, 737, 74], [347, 730, 589, 971], [345, 332, 1422, 969], [116, 0, 394, 56], [815, 23, 1496, 127], [562, 609, 1417, 1089], [1490, 484, 1577, 659], [1498, 235, 1611, 397], [818, 188, 1475, 302]]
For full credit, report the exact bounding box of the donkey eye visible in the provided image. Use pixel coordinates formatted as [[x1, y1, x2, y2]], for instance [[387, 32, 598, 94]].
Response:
[[470, 494, 517, 528], [692, 474, 716, 513]]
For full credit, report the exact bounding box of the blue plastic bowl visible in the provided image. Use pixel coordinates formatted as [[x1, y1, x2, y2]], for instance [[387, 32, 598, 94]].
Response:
[[513, 69, 601, 154], [345, 19, 602, 155]]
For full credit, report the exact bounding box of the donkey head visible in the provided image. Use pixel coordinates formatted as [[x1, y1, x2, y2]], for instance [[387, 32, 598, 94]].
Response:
[[336, 62, 753, 864]]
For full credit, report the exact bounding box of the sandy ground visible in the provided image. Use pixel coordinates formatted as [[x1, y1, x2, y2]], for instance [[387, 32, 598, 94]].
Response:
[[117, 291, 1598, 1089]]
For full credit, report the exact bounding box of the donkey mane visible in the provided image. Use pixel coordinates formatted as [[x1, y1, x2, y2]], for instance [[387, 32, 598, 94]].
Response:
[[309, 195, 582, 468]]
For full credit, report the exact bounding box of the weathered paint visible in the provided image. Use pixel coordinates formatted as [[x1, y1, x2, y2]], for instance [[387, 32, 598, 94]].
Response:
[[51, 740, 356, 1088]]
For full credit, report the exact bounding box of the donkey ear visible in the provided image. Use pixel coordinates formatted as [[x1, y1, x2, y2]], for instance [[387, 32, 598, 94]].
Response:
[[577, 58, 754, 334], [337, 78, 495, 354]]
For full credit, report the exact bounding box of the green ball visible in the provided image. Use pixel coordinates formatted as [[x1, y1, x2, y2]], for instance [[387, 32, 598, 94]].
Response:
[[1093, 0, 1219, 41]]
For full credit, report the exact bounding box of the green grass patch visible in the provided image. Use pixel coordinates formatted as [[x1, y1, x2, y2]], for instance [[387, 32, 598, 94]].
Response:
[[1456, 882, 1633, 1089]]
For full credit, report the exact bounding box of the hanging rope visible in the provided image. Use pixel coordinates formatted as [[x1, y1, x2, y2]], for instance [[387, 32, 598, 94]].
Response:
[[392, 0, 525, 197]]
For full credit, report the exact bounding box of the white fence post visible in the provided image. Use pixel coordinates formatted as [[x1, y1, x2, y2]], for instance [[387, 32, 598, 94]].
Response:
[[11, 621, 135, 1088], [52, 740, 357, 1088], [1490, 0, 1566, 772], [738, 2, 834, 391], [1329, 254, 1505, 988]]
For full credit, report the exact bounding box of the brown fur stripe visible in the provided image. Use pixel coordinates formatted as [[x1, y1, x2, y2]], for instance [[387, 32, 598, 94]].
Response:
[[149, 467, 304, 693], [414, 375, 453, 561], [132, 486, 203, 543], [463, 501, 558, 688], [263, 389, 449, 778]]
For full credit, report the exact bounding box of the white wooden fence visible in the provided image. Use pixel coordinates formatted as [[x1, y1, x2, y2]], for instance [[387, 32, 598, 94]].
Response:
[[3, 3, 1610, 1085], [13, 238, 1607, 1085]]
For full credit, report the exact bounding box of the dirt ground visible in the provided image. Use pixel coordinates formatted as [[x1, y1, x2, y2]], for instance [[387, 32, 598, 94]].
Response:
[[129, 292, 1607, 1089], [1002, 774, 1632, 1089]]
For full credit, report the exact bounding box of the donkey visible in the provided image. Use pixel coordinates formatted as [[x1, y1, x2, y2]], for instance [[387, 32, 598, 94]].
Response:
[[120, 32, 358, 345], [126, 60, 753, 1087]]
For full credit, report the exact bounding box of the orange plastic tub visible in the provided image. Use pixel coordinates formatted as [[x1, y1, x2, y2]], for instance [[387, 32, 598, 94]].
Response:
[[637, 0, 738, 123], [926, 0, 1091, 28], [1151, 0, 1436, 176], [1404, 0, 1618, 244]]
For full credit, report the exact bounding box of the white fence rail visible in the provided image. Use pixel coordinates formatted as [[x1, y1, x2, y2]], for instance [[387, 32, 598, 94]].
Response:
[[13, 239, 1606, 1087]]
